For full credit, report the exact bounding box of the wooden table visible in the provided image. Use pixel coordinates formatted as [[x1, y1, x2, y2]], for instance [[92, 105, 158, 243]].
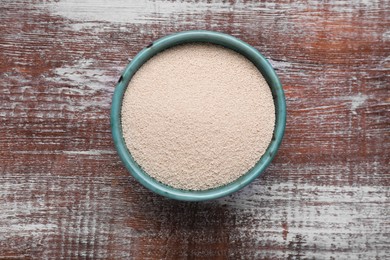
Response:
[[1, 0, 389, 259]]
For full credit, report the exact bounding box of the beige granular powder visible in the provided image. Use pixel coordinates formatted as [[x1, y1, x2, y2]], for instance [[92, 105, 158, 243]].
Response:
[[121, 44, 275, 190]]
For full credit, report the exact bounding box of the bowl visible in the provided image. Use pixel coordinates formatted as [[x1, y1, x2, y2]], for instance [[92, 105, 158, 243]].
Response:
[[111, 30, 286, 201]]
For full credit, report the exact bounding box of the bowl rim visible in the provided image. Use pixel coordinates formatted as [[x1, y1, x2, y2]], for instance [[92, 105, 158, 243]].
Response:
[[111, 30, 286, 201]]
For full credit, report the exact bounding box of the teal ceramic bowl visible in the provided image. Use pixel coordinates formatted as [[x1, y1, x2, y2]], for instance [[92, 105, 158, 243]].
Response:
[[111, 30, 286, 201]]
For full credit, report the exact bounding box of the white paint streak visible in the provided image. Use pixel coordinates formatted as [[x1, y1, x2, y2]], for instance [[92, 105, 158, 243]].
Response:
[[268, 59, 292, 70], [48, 58, 120, 112], [332, 93, 368, 114], [350, 93, 368, 113], [2, 223, 57, 233], [328, 0, 381, 13], [0, 223, 57, 241], [221, 181, 388, 207], [63, 150, 116, 155], [45, 0, 238, 25], [53, 58, 114, 91], [43, 0, 383, 27], [383, 31, 390, 41]]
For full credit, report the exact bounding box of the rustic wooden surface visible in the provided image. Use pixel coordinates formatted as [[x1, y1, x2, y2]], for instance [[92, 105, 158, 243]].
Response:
[[1, 0, 389, 259]]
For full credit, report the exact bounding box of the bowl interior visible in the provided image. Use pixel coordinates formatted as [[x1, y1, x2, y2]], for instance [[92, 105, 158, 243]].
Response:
[[111, 30, 286, 201]]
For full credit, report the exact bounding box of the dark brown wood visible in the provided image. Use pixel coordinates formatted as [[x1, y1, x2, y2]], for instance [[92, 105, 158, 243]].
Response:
[[1, 0, 389, 259]]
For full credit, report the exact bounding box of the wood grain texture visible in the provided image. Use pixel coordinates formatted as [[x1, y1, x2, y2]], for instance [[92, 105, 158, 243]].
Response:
[[1, 0, 389, 259]]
